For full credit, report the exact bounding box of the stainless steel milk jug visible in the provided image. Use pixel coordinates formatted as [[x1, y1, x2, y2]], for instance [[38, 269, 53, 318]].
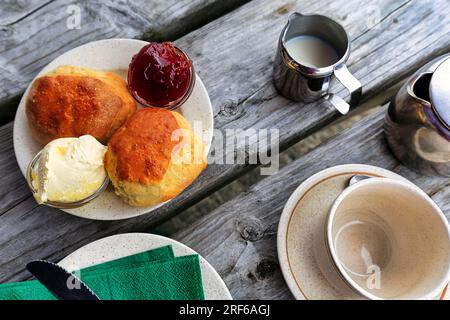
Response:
[[273, 12, 362, 115]]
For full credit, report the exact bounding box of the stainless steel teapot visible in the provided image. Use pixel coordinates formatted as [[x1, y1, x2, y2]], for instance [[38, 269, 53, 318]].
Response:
[[385, 54, 450, 176]]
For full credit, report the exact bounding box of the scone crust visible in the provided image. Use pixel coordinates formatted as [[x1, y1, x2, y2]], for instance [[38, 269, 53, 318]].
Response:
[[105, 108, 206, 207], [26, 66, 137, 145]]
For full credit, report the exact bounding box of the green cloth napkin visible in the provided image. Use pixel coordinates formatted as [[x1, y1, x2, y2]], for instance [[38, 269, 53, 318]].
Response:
[[0, 245, 205, 300]]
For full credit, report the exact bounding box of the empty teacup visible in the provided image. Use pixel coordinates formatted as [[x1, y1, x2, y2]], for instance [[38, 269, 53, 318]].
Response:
[[314, 178, 450, 299], [273, 12, 362, 115]]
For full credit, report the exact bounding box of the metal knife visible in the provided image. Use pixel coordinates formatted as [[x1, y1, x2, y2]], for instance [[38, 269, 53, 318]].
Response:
[[26, 260, 100, 300]]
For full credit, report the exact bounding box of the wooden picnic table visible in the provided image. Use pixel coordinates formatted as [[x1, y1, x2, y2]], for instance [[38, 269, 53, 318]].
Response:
[[0, 0, 449, 299]]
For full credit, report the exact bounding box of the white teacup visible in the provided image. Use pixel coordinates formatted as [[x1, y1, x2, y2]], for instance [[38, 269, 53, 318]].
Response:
[[314, 177, 450, 299]]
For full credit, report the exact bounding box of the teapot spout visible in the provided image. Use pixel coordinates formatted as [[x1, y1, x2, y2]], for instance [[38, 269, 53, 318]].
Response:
[[407, 72, 433, 108]]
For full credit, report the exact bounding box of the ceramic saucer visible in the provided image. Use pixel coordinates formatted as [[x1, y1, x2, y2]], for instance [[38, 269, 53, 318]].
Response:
[[277, 164, 449, 300], [59, 233, 232, 300]]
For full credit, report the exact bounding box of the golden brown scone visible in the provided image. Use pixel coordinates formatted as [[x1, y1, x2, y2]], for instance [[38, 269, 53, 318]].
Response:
[[104, 108, 206, 207], [26, 65, 137, 145]]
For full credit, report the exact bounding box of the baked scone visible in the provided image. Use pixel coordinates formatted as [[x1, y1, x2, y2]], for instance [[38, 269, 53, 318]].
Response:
[[26, 65, 137, 145], [104, 108, 206, 207]]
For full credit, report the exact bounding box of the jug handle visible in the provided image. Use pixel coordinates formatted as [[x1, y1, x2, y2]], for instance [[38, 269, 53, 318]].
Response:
[[325, 64, 362, 115]]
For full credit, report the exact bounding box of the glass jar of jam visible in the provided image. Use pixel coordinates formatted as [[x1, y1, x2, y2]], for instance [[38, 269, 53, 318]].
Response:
[[128, 42, 195, 110]]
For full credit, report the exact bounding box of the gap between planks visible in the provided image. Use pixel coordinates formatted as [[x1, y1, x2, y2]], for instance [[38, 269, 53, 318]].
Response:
[[0, 0, 449, 284], [171, 106, 450, 299]]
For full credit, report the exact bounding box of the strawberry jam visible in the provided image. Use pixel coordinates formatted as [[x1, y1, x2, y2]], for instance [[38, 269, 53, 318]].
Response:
[[128, 42, 194, 108]]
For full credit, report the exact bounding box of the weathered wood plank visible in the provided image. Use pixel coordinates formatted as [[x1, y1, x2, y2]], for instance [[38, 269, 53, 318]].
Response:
[[169, 0, 450, 225], [1, 0, 450, 283], [0, 0, 249, 122], [172, 107, 450, 299]]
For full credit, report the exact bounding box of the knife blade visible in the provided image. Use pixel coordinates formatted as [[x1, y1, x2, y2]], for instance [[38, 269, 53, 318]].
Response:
[[26, 260, 100, 300]]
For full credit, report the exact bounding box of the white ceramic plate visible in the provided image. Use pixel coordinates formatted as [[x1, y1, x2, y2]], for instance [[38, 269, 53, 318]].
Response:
[[13, 39, 214, 220], [277, 164, 449, 300], [58, 233, 232, 300]]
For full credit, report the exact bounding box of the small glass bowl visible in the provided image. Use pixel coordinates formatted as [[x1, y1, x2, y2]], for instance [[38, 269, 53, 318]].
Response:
[[26, 150, 110, 209], [128, 46, 196, 110]]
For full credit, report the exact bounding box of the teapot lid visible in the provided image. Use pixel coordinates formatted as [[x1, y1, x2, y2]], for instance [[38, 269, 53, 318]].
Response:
[[430, 57, 450, 130]]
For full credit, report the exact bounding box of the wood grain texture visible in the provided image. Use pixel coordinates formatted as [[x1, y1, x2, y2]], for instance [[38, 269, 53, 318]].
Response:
[[173, 107, 450, 299], [0, 0, 449, 283], [0, 0, 249, 122], [169, 0, 450, 227]]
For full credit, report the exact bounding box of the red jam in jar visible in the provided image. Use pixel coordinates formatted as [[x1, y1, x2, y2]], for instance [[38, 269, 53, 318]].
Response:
[[128, 42, 194, 108]]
